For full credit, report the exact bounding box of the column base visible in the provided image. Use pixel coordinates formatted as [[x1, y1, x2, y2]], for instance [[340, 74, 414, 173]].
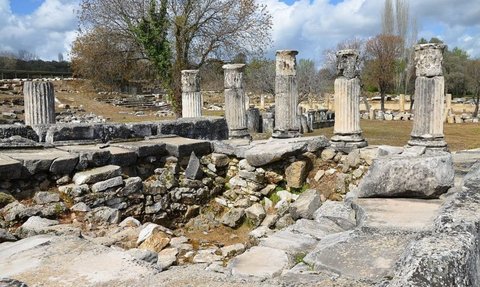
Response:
[[330, 133, 368, 153], [407, 136, 448, 151], [272, 129, 301, 139], [229, 129, 252, 140]]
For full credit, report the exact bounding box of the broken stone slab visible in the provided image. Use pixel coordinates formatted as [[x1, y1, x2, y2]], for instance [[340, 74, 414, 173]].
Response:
[[112, 140, 166, 158], [211, 153, 230, 167], [221, 243, 245, 258], [285, 161, 308, 189], [259, 230, 318, 255], [157, 247, 178, 269], [72, 165, 121, 185], [49, 154, 79, 175], [303, 231, 414, 281], [245, 136, 330, 167], [148, 136, 211, 158], [357, 152, 454, 199], [245, 203, 266, 228], [313, 200, 356, 230], [286, 218, 345, 240], [211, 139, 255, 158], [377, 145, 404, 157], [0, 155, 22, 180], [91, 176, 124, 193], [33, 192, 60, 205], [462, 161, 480, 190], [127, 248, 158, 264], [85, 206, 121, 224], [229, 246, 291, 279], [0, 124, 39, 141], [353, 198, 442, 233], [192, 248, 222, 264], [14, 216, 59, 238], [0, 228, 16, 243], [221, 208, 245, 228], [156, 117, 228, 141], [289, 189, 321, 220]]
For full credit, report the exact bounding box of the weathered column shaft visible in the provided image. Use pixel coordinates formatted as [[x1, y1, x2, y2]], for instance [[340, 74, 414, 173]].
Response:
[[273, 50, 300, 138], [223, 64, 250, 139], [333, 77, 362, 134], [409, 43, 447, 149], [445, 93, 452, 122], [330, 49, 367, 151], [181, 70, 202, 118], [24, 81, 55, 125], [411, 77, 445, 137]]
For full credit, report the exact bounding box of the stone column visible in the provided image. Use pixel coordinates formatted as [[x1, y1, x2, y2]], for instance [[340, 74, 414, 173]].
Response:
[[181, 70, 202, 118], [260, 95, 265, 110], [408, 43, 447, 150], [246, 106, 261, 133], [23, 81, 56, 125], [272, 50, 300, 138], [399, 94, 405, 112], [330, 49, 367, 151], [223, 64, 250, 139]]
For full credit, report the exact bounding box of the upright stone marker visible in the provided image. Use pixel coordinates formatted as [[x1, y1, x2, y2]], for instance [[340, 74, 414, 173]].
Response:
[[23, 81, 56, 126], [181, 70, 202, 118], [408, 43, 447, 150], [399, 94, 405, 112], [223, 64, 250, 139], [445, 93, 452, 122], [330, 49, 367, 151], [272, 50, 300, 138]]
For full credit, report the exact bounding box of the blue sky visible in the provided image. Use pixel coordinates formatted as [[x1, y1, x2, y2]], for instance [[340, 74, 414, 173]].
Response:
[[1, 0, 480, 63]]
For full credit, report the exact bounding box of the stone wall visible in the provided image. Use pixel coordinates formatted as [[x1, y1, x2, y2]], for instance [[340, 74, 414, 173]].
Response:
[[0, 117, 228, 145]]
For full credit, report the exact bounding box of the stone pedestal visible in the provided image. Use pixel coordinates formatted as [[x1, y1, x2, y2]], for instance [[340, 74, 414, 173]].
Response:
[[408, 43, 447, 150], [330, 49, 367, 151], [246, 107, 261, 133], [272, 50, 300, 138], [23, 81, 56, 126], [181, 70, 202, 118], [223, 64, 250, 139]]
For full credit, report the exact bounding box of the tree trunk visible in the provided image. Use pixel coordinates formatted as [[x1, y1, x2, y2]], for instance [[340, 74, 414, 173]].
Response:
[[380, 91, 386, 114]]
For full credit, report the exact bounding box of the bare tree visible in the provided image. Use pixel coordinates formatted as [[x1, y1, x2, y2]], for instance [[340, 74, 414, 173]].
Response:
[[365, 34, 403, 113], [245, 58, 275, 95], [466, 59, 480, 118], [78, 0, 272, 116]]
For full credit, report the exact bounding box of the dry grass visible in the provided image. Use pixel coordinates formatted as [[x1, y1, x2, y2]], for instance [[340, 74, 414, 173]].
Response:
[[309, 119, 480, 151]]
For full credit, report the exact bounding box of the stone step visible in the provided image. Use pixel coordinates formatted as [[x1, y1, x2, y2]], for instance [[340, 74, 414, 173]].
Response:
[[303, 231, 414, 281], [149, 136, 211, 158], [72, 165, 121, 185], [353, 198, 443, 233], [112, 140, 166, 158]]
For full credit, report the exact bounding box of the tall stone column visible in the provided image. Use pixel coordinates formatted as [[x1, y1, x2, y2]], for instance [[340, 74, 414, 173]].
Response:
[[408, 43, 447, 150], [23, 81, 56, 126], [223, 64, 250, 139], [272, 50, 300, 138], [444, 93, 452, 122], [181, 70, 202, 118], [330, 49, 367, 151]]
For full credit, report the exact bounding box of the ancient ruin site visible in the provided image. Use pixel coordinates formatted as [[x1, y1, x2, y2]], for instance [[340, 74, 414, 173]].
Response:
[[1, 0, 480, 287]]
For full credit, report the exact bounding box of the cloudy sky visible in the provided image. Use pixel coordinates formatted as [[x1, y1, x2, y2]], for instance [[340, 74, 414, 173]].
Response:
[[1, 0, 479, 65]]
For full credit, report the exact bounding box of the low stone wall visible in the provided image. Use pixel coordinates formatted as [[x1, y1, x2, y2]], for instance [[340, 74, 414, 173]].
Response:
[[0, 117, 228, 145]]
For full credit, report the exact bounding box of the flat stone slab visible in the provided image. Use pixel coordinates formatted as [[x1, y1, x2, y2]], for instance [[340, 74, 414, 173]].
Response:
[[104, 146, 137, 166], [259, 230, 318, 255], [303, 231, 414, 280], [112, 140, 166, 158], [72, 165, 121, 185], [57, 145, 111, 170], [149, 136, 211, 158], [2, 149, 76, 174], [0, 155, 22, 180], [229, 246, 290, 278], [354, 198, 443, 232], [287, 218, 346, 240], [0, 235, 161, 286]]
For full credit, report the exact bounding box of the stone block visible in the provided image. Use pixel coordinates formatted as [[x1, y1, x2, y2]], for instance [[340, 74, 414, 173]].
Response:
[[0, 155, 22, 180], [289, 189, 321, 220], [73, 165, 122, 185], [229, 246, 290, 279], [154, 136, 211, 158], [49, 154, 79, 175], [91, 176, 123, 193], [0, 125, 39, 141], [112, 140, 166, 158], [357, 152, 454, 199]]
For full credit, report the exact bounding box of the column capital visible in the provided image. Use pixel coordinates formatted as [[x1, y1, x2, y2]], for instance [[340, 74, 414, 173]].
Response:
[[336, 49, 359, 79], [181, 70, 200, 92], [276, 50, 298, 76], [414, 43, 446, 77]]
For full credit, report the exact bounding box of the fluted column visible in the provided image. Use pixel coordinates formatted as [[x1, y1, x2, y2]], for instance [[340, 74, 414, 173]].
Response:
[[223, 64, 250, 139], [408, 43, 447, 150], [272, 50, 300, 138], [181, 70, 202, 118], [330, 49, 367, 151], [23, 81, 55, 126], [399, 94, 405, 112]]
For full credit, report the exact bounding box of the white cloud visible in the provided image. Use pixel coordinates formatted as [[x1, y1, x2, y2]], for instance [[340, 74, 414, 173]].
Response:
[[259, 0, 480, 64], [0, 0, 79, 60]]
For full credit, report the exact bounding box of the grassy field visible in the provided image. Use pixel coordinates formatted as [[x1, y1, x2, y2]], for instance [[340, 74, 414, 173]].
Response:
[[311, 119, 480, 151]]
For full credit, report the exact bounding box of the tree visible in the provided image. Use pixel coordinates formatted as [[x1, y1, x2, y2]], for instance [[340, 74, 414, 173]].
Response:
[[245, 58, 275, 95], [78, 0, 272, 117], [445, 46, 469, 97], [297, 59, 322, 103], [466, 59, 480, 118], [365, 34, 403, 113]]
